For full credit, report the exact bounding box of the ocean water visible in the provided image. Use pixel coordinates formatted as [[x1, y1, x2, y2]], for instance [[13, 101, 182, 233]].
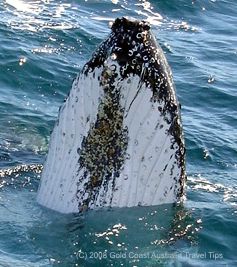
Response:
[[0, 0, 236, 266]]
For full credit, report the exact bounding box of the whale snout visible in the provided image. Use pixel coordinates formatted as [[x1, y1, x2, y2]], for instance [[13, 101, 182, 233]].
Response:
[[37, 17, 186, 214]]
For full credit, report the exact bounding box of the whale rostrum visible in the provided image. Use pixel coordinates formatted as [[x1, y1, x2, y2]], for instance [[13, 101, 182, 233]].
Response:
[[37, 17, 186, 214]]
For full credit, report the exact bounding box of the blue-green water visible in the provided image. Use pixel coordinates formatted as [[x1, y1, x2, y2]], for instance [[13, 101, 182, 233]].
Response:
[[0, 0, 236, 266]]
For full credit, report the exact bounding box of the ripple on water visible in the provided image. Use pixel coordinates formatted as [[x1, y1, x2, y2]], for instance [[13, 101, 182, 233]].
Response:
[[0, 166, 204, 266]]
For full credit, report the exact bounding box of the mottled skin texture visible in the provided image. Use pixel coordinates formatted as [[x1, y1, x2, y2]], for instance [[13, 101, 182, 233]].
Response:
[[76, 17, 186, 210], [77, 76, 129, 208]]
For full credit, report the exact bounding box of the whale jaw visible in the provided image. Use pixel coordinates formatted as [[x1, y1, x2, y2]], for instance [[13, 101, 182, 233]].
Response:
[[37, 17, 186, 214]]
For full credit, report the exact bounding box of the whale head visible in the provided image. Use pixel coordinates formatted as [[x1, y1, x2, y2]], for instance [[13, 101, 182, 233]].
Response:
[[37, 17, 186, 214]]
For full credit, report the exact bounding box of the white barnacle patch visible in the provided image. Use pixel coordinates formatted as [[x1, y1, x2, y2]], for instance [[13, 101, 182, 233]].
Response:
[[128, 50, 134, 56], [150, 57, 155, 63], [136, 32, 142, 39], [132, 58, 137, 65], [110, 53, 117, 60]]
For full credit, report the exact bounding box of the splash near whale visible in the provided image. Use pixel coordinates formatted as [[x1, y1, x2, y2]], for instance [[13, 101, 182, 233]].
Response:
[[37, 17, 186, 213]]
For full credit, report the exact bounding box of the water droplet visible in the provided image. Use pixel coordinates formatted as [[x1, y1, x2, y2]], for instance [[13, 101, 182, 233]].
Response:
[[208, 75, 215, 83], [203, 149, 209, 159], [19, 57, 27, 66]]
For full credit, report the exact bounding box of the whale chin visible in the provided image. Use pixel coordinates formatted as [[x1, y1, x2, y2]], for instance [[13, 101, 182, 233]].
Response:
[[37, 17, 186, 214]]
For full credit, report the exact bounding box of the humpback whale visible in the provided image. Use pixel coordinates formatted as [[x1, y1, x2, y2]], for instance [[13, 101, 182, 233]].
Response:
[[37, 17, 186, 214]]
